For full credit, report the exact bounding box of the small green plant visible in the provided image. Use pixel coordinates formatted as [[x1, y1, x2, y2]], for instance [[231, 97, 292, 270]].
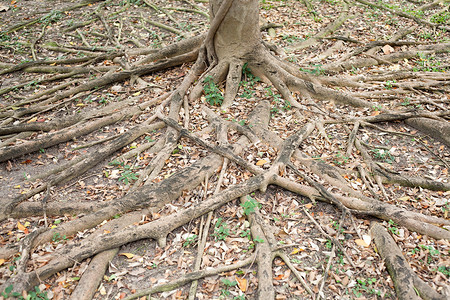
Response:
[[213, 218, 230, 241], [52, 232, 67, 242], [266, 87, 290, 114], [203, 76, 223, 106], [430, 11, 449, 24], [41, 10, 63, 25], [419, 244, 440, 264], [334, 152, 349, 165], [299, 64, 324, 75], [220, 278, 238, 297], [385, 80, 396, 90], [437, 266, 450, 277], [372, 104, 382, 111], [240, 229, 251, 239], [240, 195, 261, 215], [145, 136, 155, 142], [254, 237, 265, 244], [350, 277, 381, 297], [388, 219, 399, 235], [2, 285, 48, 300], [183, 234, 198, 247], [119, 170, 139, 184], [240, 63, 260, 99], [413, 53, 445, 72], [282, 34, 302, 44], [371, 149, 394, 164], [401, 98, 411, 106]]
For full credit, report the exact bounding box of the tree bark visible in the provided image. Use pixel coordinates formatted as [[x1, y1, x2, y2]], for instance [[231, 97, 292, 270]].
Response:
[[210, 0, 261, 59]]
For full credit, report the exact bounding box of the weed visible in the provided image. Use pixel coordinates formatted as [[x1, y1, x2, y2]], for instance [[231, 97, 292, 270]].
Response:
[[282, 34, 302, 44], [401, 98, 411, 106], [241, 195, 261, 215], [299, 64, 324, 75], [203, 76, 223, 106], [351, 277, 380, 297], [334, 152, 349, 165], [119, 170, 139, 184], [430, 11, 449, 24], [384, 80, 396, 89], [41, 10, 63, 25], [413, 53, 445, 72], [220, 278, 238, 297], [145, 136, 155, 142], [388, 219, 399, 235], [172, 144, 184, 154], [52, 232, 67, 242], [254, 237, 265, 244], [372, 104, 382, 111], [213, 218, 230, 241], [240, 63, 260, 99], [266, 87, 290, 115], [437, 266, 450, 277], [240, 229, 251, 239], [183, 234, 198, 247], [2, 285, 48, 300], [371, 148, 394, 164]]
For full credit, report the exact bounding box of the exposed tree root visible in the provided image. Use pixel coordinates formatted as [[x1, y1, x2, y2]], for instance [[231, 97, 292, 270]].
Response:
[[371, 222, 448, 300], [1, 0, 449, 299]]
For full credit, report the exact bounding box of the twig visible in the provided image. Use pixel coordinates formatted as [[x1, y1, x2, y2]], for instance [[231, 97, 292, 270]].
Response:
[[302, 207, 356, 269], [124, 254, 257, 300]]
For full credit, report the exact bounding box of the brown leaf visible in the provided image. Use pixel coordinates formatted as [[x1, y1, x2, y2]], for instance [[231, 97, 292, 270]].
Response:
[[235, 276, 247, 292], [118, 253, 134, 259], [6, 161, 12, 171], [256, 159, 268, 166]]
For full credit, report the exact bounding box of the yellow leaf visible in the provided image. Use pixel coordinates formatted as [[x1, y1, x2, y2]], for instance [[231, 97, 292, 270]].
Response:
[[103, 230, 111, 234], [362, 234, 371, 246], [17, 221, 26, 231], [355, 239, 369, 247], [235, 276, 247, 292], [304, 203, 313, 209], [0, 258, 5, 266], [256, 159, 268, 166], [27, 117, 37, 123], [99, 285, 107, 295], [398, 196, 410, 201], [132, 91, 141, 96], [119, 252, 134, 259], [24, 222, 30, 227], [76, 103, 85, 107], [290, 247, 305, 255], [14, 185, 20, 189]]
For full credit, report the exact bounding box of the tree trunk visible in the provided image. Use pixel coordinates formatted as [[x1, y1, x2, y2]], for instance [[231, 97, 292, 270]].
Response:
[[210, 0, 261, 59]]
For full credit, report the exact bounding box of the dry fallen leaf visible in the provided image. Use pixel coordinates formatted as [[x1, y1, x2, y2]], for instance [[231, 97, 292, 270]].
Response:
[[290, 247, 305, 254], [355, 238, 369, 247], [235, 276, 247, 292], [119, 253, 134, 259], [256, 159, 268, 166], [17, 221, 27, 232]]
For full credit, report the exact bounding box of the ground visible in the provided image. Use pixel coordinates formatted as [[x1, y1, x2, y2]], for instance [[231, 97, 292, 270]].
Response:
[[0, 0, 449, 299]]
